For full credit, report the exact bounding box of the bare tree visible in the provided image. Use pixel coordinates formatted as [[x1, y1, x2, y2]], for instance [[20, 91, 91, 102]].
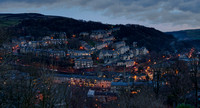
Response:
[[114, 87, 166, 108]]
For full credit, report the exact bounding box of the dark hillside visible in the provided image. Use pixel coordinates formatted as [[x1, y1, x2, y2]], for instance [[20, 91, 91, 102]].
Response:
[[17, 17, 110, 36], [0, 13, 175, 51], [115, 25, 175, 51]]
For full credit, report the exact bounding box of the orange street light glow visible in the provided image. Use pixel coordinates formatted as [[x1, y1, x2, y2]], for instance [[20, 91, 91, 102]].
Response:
[[131, 91, 137, 94], [80, 46, 84, 50], [133, 75, 137, 80]]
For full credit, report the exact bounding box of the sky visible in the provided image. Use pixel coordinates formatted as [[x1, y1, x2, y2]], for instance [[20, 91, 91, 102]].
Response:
[[0, 0, 199, 32]]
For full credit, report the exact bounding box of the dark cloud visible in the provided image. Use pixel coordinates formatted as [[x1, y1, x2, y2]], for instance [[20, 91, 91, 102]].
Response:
[[0, 0, 200, 29], [0, 0, 58, 4]]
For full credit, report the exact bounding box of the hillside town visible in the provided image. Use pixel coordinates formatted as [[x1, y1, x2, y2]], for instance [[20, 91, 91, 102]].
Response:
[[1, 27, 200, 107]]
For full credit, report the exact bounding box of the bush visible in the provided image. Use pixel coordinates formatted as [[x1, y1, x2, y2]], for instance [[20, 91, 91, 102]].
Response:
[[176, 103, 195, 108]]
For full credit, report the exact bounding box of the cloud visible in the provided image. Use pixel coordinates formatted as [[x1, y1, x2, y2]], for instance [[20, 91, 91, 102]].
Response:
[[0, 0, 200, 31]]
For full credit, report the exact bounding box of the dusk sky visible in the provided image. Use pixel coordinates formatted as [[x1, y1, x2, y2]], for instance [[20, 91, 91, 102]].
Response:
[[0, 0, 199, 32]]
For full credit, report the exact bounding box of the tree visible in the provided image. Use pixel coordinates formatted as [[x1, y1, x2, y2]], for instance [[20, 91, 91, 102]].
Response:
[[176, 103, 195, 108], [167, 60, 193, 106], [113, 87, 166, 108]]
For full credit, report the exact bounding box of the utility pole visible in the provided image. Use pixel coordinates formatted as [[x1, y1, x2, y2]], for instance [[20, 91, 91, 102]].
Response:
[[194, 56, 199, 108], [123, 65, 126, 81], [192, 51, 199, 108], [153, 68, 160, 99]]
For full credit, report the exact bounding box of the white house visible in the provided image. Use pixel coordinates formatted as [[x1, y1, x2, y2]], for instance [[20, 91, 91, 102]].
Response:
[[79, 32, 89, 36], [132, 48, 140, 56], [74, 59, 93, 69], [48, 50, 66, 58], [49, 39, 68, 45], [95, 42, 108, 50], [99, 50, 118, 59], [133, 42, 137, 48], [112, 41, 126, 49], [42, 36, 51, 40], [139, 47, 149, 55], [117, 46, 130, 55], [20, 47, 34, 54], [68, 50, 91, 58], [90, 30, 109, 39], [120, 54, 131, 60], [116, 60, 135, 67], [90, 33, 104, 39], [125, 60, 135, 67], [80, 41, 94, 51], [28, 41, 40, 48], [101, 36, 115, 42]]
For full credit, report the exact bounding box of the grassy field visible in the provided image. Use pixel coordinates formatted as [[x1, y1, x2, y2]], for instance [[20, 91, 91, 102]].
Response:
[[0, 18, 20, 27], [0, 13, 46, 28]]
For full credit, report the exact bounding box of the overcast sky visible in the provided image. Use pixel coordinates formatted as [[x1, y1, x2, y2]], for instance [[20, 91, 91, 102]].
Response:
[[0, 0, 199, 32]]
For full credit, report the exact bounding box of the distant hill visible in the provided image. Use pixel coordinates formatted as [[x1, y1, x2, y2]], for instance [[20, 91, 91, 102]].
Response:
[[167, 29, 200, 40], [166, 29, 200, 49], [0, 13, 175, 51]]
